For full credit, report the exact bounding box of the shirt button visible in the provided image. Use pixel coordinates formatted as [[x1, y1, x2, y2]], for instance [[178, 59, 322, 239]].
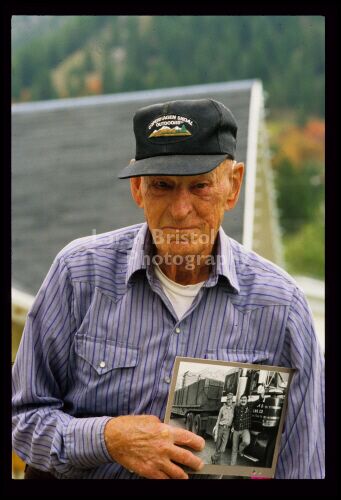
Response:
[[99, 361, 106, 368], [175, 327, 181, 334], [164, 376, 171, 384]]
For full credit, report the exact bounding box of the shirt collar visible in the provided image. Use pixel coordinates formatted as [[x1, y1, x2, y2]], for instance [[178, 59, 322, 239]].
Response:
[[126, 222, 240, 294], [125, 222, 152, 285]]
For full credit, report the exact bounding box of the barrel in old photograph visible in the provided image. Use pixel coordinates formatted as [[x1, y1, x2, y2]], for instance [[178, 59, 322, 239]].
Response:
[[262, 397, 283, 428]]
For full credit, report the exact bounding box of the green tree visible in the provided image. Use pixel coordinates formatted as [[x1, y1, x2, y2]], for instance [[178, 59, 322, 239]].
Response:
[[83, 47, 94, 73], [31, 69, 58, 101], [275, 159, 324, 235], [12, 15, 325, 117], [284, 205, 324, 278], [65, 66, 85, 97], [102, 49, 116, 93]]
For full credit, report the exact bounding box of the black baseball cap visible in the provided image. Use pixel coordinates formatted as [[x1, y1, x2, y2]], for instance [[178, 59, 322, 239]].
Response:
[[118, 98, 238, 178]]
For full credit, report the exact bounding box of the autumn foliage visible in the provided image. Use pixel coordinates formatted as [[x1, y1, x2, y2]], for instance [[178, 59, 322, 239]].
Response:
[[272, 119, 325, 168], [85, 74, 103, 94]]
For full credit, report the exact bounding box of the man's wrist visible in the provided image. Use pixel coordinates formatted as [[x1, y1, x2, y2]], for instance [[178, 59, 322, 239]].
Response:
[[103, 417, 117, 456], [103, 417, 135, 474]]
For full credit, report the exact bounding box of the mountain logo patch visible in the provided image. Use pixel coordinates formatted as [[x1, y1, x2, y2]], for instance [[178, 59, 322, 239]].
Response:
[[149, 124, 191, 138], [147, 114, 197, 143]]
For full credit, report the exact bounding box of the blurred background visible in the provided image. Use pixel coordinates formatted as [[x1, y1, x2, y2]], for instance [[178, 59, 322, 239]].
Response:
[[11, 15, 324, 477]]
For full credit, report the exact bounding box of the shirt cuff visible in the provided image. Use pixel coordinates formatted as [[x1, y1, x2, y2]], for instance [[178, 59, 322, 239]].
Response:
[[65, 416, 113, 468]]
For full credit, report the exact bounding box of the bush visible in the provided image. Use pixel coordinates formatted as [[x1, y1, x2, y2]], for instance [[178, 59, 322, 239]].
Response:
[[275, 159, 324, 235], [284, 207, 324, 279]]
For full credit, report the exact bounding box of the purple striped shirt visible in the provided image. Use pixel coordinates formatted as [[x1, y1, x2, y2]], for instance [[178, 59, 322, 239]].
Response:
[[12, 222, 325, 478]]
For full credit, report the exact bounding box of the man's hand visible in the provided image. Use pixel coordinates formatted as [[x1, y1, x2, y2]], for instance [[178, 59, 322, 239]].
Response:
[[104, 415, 205, 479]]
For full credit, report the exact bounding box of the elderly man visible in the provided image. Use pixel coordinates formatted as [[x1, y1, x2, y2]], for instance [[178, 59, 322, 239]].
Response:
[[12, 98, 325, 479]]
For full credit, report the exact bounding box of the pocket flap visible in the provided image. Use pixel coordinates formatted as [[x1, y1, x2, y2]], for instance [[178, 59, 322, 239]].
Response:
[[75, 336, 139, 375]]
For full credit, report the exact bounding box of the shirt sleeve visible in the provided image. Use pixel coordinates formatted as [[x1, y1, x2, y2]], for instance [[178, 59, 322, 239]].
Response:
[[12, 255, 113, 478], [275, 286, 325, 479]]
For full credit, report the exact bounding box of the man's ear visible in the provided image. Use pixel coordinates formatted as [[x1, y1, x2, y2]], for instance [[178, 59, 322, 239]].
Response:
[[225, 162, 244, 210], [130, 175, 144, 208]]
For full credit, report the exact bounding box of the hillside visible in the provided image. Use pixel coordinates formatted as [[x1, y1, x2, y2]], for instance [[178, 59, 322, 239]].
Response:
[[11, 15, 325, 119], [11, 16, 75, 49]]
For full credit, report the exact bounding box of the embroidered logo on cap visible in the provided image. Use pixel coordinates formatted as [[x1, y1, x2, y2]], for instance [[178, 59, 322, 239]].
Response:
[[147, 114, 196, 142], [149, 124, 191, 138]]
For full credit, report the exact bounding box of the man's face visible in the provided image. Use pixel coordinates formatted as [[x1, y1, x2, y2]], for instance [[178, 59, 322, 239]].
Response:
[[258, 385, 265, 397], [130, 159, 244, 258], [226, 398, 233, 407], [240, 396, 248, 406]]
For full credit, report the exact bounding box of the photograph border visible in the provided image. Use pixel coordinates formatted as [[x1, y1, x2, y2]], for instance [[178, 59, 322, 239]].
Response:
[[164, 356, 294, 478]]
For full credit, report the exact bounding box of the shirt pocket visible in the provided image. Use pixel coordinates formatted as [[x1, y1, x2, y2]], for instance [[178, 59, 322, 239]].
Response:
[[75, 335, 139, 375], [73, 335, 139, 415], [204, 348, 270, 364]]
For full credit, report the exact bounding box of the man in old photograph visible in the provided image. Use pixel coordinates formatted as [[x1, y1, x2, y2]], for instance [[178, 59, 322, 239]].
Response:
[[230, 394, 253, 466], [251, 384, 267, 430], [211, 393, 234, 465]]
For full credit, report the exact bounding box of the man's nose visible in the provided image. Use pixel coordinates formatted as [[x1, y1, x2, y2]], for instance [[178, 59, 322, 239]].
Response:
[[168, 188, 193, 220]]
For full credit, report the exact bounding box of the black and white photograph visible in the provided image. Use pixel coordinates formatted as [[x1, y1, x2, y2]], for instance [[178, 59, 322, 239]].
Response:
[[164, 357, 294, 478]]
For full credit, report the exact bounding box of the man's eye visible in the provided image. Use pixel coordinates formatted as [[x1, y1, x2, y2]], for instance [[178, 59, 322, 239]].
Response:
[[194, 183, 209, 189], [154, 181, 171, 189]]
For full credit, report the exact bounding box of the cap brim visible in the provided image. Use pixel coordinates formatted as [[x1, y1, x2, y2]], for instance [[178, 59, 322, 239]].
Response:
[[118, 154, 230, 179]]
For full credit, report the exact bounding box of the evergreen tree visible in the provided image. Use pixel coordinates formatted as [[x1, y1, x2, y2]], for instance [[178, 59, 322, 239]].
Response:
[[11, 15, 325, 118], [102, 49, 116, 93], [31, 69, 58, 101]]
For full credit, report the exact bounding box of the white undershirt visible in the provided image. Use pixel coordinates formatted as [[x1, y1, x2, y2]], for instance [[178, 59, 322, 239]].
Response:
[[153, 264, 205, 320]]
